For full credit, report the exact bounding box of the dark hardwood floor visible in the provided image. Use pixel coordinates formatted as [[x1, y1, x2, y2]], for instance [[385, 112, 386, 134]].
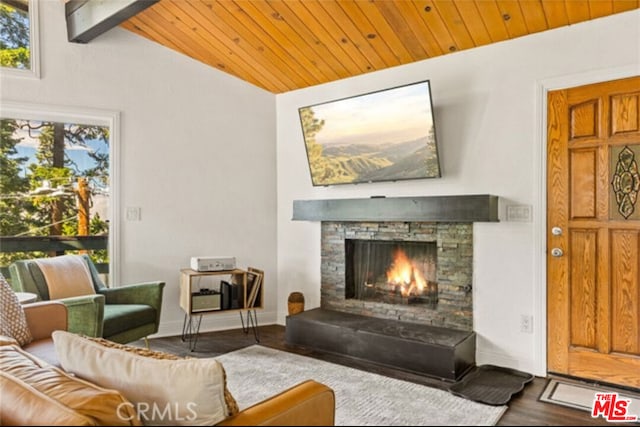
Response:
[[140, 325, 638, 426]]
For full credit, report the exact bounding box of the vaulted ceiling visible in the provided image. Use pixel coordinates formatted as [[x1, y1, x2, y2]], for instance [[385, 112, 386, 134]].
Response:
[[119, 0, 639, 94]]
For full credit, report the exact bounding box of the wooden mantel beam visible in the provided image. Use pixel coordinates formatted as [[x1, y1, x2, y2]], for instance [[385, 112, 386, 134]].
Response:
[[292, 195, 500, 223], [65, 0, 158, 44]]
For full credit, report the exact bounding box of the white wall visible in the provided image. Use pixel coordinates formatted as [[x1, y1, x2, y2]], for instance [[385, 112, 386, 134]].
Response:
[[0, 1, 278, 337], [276, 10, 640, 376]]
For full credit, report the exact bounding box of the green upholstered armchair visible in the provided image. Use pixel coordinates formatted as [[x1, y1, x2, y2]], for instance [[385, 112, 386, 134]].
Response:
[[9, 254, 165, 345]]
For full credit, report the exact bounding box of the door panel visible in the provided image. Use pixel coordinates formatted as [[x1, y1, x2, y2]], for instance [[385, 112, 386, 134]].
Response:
[[611, 94, 639, 135], [569, 99, 599, 139], [569, 229, 597, 349], [610, 229, 639, 354], [570, 149, 597, 218], [547, 76, 640, 389]]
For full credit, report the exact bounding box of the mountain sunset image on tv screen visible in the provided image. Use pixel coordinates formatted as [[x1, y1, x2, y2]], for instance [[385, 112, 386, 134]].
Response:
[[298, 80, 441, 186]]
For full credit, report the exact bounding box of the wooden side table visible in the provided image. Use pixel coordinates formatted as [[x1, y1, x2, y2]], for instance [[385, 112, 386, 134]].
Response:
[[15, 292, 37, 304], [179, 268, 261, 351]]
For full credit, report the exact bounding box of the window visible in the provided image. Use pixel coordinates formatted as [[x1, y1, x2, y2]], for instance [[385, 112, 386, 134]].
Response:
[[0, 0, 39, 78], [0, 102, 120, 283]]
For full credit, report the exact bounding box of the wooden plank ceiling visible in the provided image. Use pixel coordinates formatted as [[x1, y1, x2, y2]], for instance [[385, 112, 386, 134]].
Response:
[[121, 0, 639, 94]]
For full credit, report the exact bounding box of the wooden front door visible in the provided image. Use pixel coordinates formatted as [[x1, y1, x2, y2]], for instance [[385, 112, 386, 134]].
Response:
[[547, 76, 640, 389]]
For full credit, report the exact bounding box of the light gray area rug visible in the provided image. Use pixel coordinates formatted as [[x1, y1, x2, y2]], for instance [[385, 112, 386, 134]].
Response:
[[215, 345, 507, 426]]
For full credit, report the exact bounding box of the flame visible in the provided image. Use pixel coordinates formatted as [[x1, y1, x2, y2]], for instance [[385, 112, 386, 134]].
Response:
[[386, 249, 427, 296]]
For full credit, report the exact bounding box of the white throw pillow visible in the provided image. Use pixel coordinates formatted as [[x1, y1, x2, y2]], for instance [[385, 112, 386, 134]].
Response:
[[0, 273, 33, 347], [53, 331, 234, 426]]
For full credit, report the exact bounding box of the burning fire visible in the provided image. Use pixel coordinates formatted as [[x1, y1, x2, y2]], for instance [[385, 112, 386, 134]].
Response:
[[386, 249, 427, 297]]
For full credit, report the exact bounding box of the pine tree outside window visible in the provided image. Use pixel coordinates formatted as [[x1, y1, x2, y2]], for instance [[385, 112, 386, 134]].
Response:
[[0, 0, 39, 78]]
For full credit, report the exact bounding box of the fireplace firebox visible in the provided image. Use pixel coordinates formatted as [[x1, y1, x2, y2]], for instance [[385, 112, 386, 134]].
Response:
[[345, 239, 438, 309]]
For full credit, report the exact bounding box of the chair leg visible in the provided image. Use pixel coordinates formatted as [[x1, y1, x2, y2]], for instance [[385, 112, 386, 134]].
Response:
[[144, 337, 150, 349]]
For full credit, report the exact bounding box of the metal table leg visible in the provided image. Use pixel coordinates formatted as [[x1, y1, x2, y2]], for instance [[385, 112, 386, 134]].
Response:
[[239, 309, 260, 343], [181, 313, 203, 351]]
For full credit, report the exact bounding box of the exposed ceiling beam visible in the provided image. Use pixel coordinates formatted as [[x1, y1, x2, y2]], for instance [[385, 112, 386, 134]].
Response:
[[66, 0, 158, 44]]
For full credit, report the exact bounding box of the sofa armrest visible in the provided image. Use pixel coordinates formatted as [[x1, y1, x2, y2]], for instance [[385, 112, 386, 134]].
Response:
[[217, 380, 335, 426], [23, 301, 68, 341]]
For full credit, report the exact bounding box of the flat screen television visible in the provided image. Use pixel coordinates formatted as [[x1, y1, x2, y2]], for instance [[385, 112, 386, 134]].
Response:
[[298, 80, 441, 186]]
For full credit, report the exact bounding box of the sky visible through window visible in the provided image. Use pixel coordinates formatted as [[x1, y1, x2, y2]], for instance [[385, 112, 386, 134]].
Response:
[[13, 123, 108, 184]]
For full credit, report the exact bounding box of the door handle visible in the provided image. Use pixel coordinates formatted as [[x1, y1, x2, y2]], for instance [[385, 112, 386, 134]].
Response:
[[551, 248, 564, 257]]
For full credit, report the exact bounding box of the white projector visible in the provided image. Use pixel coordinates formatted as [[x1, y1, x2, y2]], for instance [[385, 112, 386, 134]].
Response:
[[190, 256, 236, 272]]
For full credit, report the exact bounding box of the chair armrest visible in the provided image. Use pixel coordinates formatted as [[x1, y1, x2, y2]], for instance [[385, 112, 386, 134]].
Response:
[[98, 282, 165, 324], [99, 283, 165, 339], [23, 301, 68, 341], [217, 380, 335, 426], [58, 294, 105, 338]]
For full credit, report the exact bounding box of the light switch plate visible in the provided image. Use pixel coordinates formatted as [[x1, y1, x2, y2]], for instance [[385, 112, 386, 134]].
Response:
[[126, 207, 141, 221]]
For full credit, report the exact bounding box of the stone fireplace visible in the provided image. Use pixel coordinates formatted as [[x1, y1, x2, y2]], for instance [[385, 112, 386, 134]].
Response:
[[286, 195, 497, 379], [321, 221, 473, 331]]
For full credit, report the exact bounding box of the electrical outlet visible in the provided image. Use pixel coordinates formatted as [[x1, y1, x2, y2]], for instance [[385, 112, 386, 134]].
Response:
[[520, 314, 533, 333]]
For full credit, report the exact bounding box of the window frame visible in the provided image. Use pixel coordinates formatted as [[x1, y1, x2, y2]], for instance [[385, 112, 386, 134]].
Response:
[[1, 0, 40, 79], [0, 101, 121, 283]]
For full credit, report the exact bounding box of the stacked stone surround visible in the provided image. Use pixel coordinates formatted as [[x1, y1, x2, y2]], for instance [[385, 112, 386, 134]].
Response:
[[320, 221, 473, 331]]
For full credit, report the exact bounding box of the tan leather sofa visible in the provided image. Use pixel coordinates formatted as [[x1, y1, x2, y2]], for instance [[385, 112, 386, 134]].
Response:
[[1, 302, 336, 426], [19, 300, 67, 366]]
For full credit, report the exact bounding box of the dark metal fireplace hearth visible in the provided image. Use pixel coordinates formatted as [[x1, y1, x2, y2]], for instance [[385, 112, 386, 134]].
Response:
[[285, 308, 476, 381]]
